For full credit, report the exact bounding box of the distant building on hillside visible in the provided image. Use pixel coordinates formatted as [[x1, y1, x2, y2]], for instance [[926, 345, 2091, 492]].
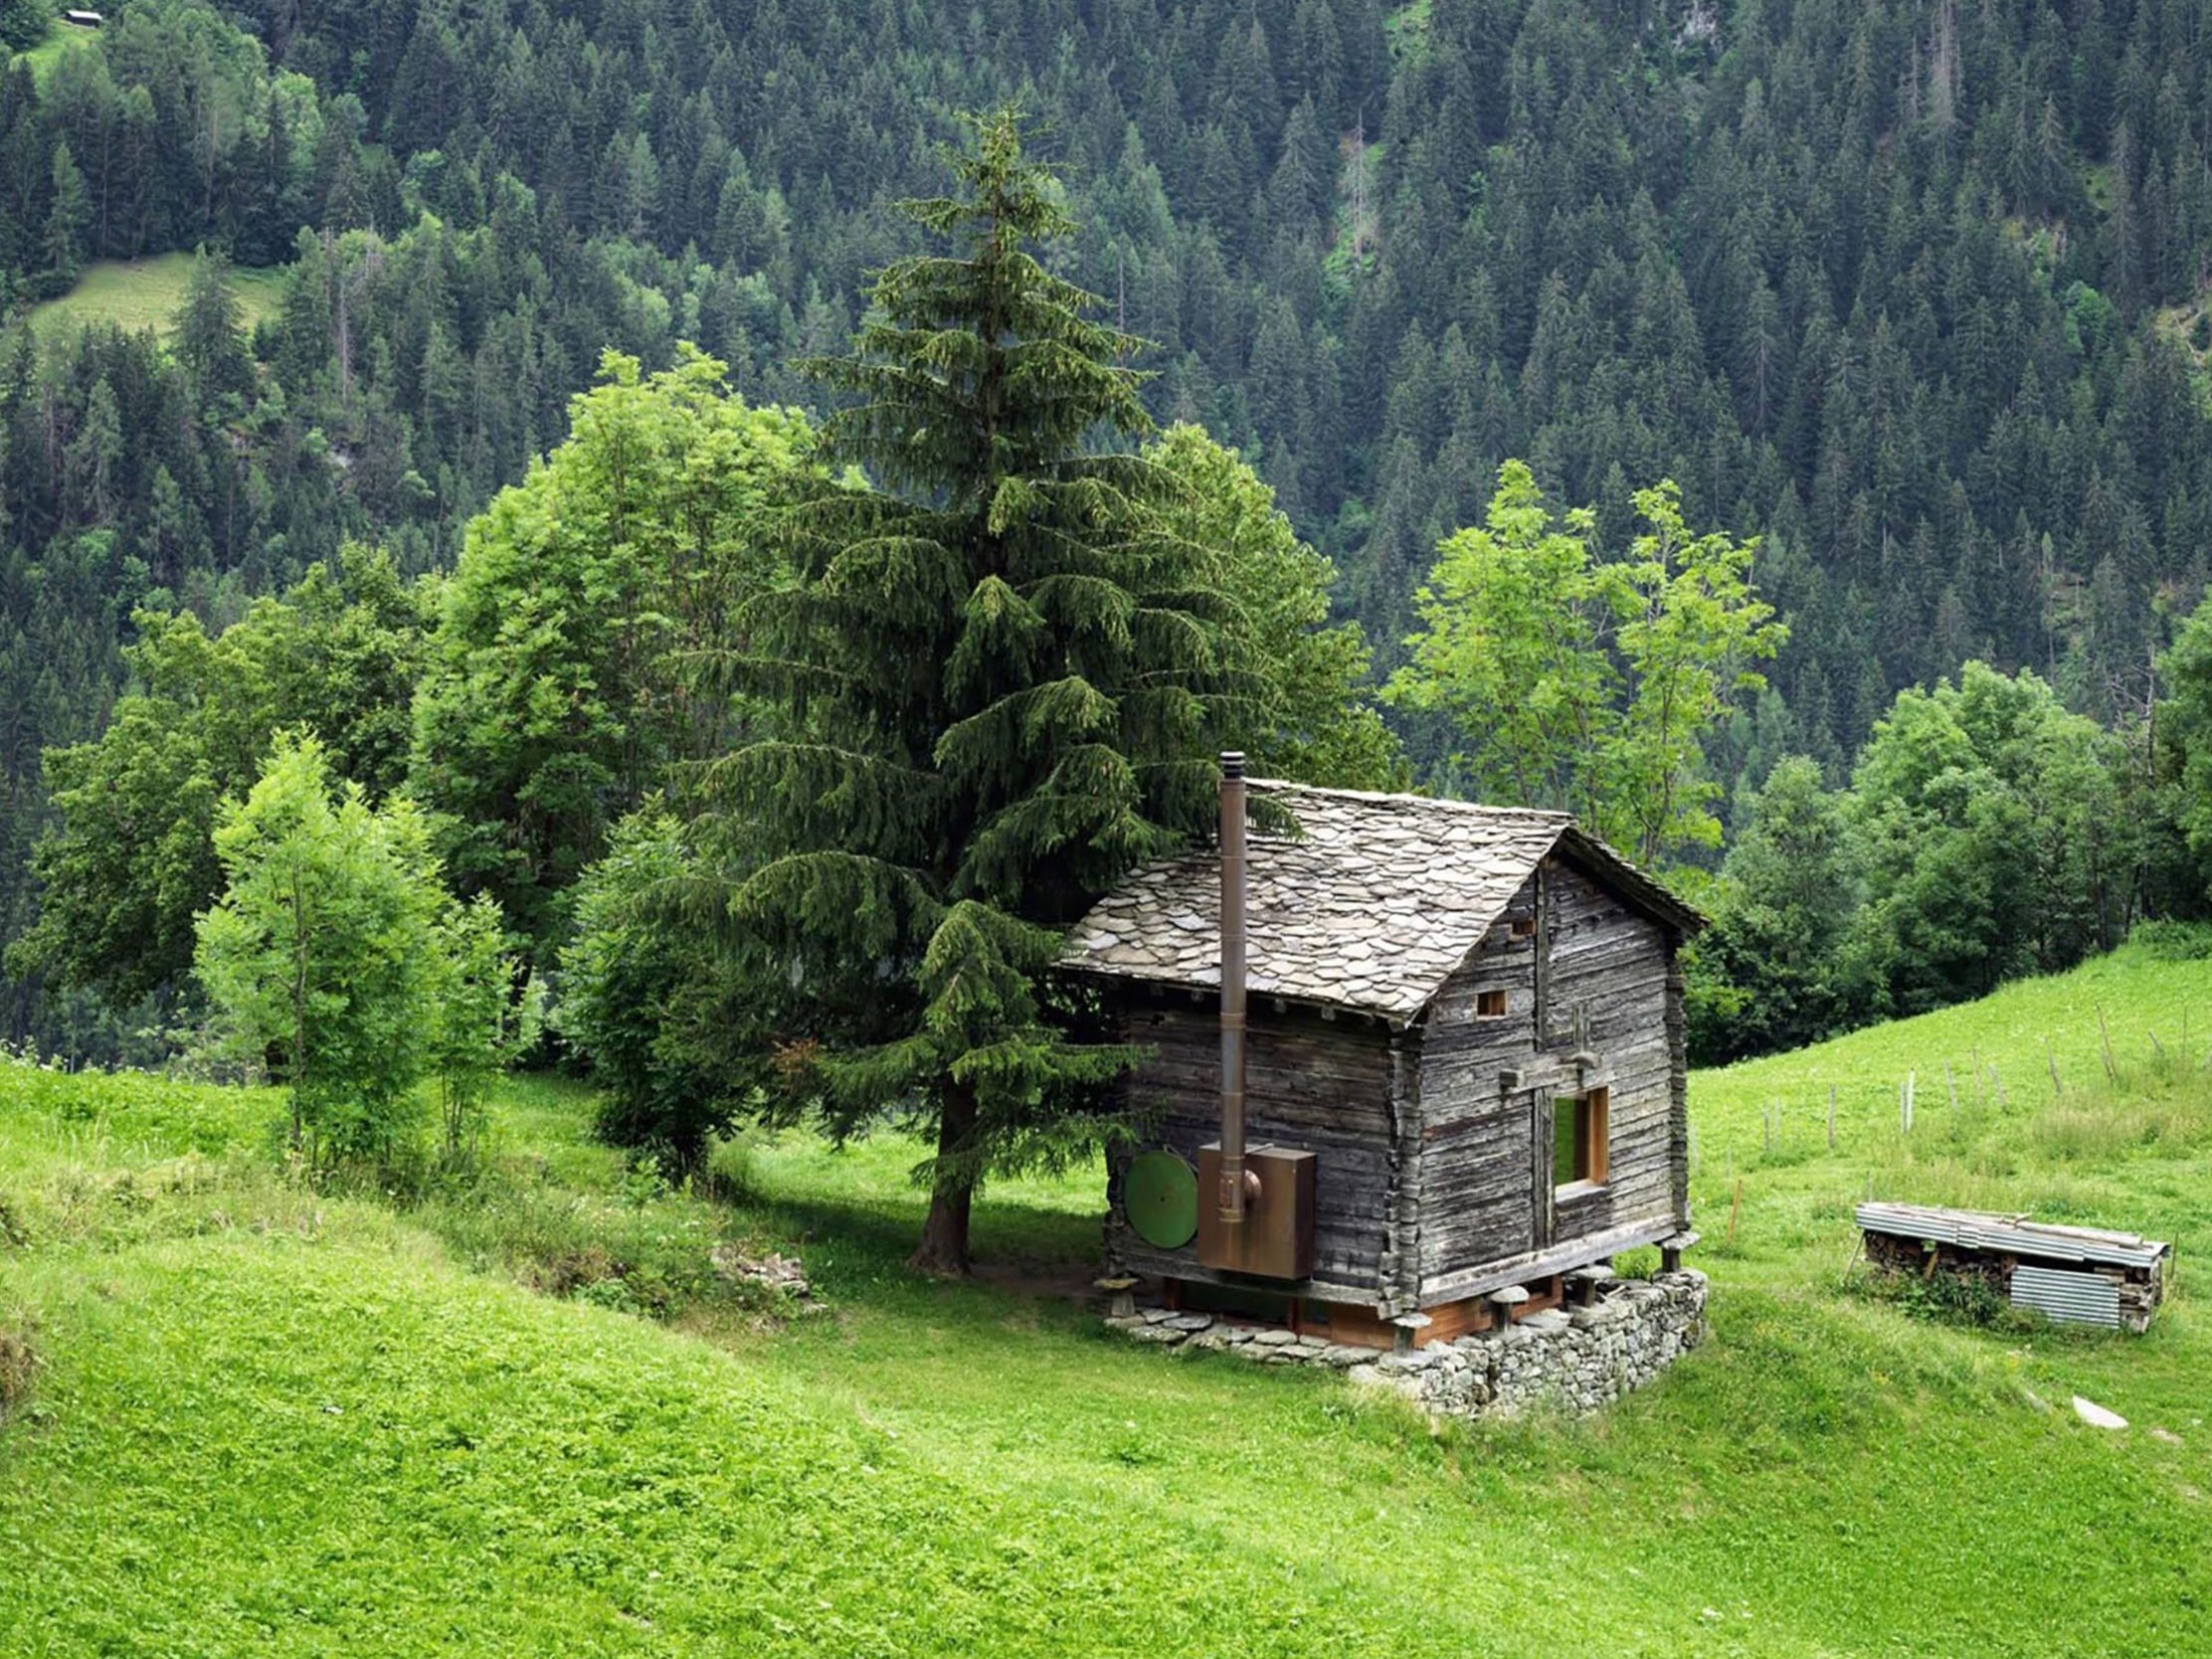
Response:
[[1061, 763, 1706, 1351], [63, 11, 104, 28]]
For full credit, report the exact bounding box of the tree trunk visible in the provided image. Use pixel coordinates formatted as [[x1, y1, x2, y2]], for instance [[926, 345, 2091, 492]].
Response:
[[908, 1083, 977, 1276]]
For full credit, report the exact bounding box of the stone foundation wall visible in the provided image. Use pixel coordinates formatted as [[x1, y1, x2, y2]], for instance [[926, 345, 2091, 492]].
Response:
[[1105, 1269, 1708, 1420]]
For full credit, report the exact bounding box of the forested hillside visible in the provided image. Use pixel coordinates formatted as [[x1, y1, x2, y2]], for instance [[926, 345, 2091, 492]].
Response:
[[10, 0, 2212, 1048]]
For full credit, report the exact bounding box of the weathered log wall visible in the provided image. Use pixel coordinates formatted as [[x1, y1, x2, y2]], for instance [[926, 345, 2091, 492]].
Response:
[[1414, 879, 1541, 1280], [1107, 992, 1396, 1301], [1413, 855, 1685, 1303], [1545, 851, 1679, 1231]]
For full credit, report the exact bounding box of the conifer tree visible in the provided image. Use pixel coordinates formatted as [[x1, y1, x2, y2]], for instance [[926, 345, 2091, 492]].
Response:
[[42, 142, 89, 292], [173, 247, 254, 402], [712, 111, 1250, 1274]]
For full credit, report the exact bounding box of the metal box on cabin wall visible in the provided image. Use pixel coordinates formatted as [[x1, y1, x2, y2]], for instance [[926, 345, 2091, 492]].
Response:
[[1195, 1143, 1315, 1279]]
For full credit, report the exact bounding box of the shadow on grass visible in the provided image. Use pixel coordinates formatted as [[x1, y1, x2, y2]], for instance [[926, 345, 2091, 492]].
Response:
[[738, 1185, 1102, 1286]]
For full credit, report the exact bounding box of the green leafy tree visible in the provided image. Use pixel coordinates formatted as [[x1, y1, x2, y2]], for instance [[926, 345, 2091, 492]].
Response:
[[709, 111, 1255, 1273], [194, 732, 445, 1167], [1144, 423, 1406, 790], [10, 548, 429, 1011], [1846, 663, 2136, 1015], [554, 809, 762, 1179], [425, 892, 539, 1171], [2155, 594, 2212, 904], [410, 346, 819, 953], [1388, 461, 1786, 865], [1686, 756, 1863, 1063]]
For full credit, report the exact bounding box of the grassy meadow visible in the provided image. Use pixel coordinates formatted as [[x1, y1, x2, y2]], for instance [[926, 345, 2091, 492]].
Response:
[[23, 254, 287, 342], [2, 941, 2210, 1655], [10, 20, 93, 87]]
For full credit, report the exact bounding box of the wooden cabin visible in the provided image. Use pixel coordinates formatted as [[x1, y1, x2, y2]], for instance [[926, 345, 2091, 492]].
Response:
[[1062, 775, 1704, 1348]]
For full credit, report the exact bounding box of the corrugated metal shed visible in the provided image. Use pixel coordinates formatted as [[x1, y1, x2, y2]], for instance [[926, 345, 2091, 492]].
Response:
[[2011, 1265, 2122, 1329], [1854, 1202, 2170, 1270]]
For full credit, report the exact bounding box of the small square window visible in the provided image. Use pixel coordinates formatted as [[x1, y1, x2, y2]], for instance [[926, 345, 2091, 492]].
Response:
[[1554, 1087, 1609, 1189], [1511, 916, 1536, 940], [1475, 989, 1507, 1018]]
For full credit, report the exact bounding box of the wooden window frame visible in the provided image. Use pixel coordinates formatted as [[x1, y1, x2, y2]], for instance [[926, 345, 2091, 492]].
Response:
[[1553, 1086, 1609, 1192], [1510, 915, 1536, 940], [1474, 989, 1508, 1018]]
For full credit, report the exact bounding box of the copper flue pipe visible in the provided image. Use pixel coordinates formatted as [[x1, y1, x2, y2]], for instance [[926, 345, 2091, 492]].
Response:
[[1218, 752, 1249, 1226]]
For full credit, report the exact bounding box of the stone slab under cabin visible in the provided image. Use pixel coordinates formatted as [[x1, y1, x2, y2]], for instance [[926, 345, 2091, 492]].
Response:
[[1061, 781, 1704, 1346]]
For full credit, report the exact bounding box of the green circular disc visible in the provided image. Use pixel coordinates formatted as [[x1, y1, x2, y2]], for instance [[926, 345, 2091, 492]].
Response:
[[1126, 1150, 1199, 1250]]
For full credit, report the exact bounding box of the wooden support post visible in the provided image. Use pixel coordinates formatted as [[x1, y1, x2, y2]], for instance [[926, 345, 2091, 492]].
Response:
[[2097, 1006, 2119, 1083], [2047, 1043, 2063, 1098]]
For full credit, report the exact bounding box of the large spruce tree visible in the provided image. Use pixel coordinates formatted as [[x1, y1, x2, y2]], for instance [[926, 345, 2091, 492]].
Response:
[[715, 111, 1250, 1274]]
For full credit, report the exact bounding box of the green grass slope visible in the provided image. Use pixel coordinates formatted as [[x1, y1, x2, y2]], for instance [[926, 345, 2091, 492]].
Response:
[[10, 20, 93, 87], [24, 254, 286, 341], [2, 941, 2210, 1655]]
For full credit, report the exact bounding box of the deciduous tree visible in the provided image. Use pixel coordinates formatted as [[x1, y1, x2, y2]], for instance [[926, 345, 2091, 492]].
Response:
[[1388, 461, 1786, 865], [409, 347, 818, 953], [10, 547, 429, 1008], [193, 732, 445, 1166]]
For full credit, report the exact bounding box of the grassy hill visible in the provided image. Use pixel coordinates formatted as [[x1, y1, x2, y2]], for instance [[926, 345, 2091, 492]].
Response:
[[23, 255, 286, 342], [3, 941, 2210, 1655], [9, 19, 94, 87]]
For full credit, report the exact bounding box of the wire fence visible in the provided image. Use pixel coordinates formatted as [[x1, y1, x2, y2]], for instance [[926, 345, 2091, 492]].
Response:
[[1691, 1005, 2212, 1184]]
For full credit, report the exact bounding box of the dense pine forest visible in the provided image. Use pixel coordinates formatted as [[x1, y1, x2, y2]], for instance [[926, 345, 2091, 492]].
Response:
[[11, 0, 2212, 1059]]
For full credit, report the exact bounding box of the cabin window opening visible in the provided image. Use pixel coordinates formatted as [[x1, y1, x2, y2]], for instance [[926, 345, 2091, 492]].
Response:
[[1554, 1087, 1609, 1189], [1475, 989, 1507, 1018], [1510, 916, 1536, 940]]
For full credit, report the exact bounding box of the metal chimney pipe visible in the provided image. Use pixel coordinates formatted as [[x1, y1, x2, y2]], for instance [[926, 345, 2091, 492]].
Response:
[[1218, 752, 1251, 1227]]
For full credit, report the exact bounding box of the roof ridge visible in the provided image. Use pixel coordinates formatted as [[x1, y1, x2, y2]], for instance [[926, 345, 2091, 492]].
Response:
[[1248, 779, 1573, 822]]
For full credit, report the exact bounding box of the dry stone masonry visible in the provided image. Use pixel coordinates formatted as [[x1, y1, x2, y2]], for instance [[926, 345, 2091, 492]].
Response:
[[1106, 1269, 1708, 1419]]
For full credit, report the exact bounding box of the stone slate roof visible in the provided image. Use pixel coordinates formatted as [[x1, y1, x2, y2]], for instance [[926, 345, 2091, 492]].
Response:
[[1059, 781, 1702, 1021]]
